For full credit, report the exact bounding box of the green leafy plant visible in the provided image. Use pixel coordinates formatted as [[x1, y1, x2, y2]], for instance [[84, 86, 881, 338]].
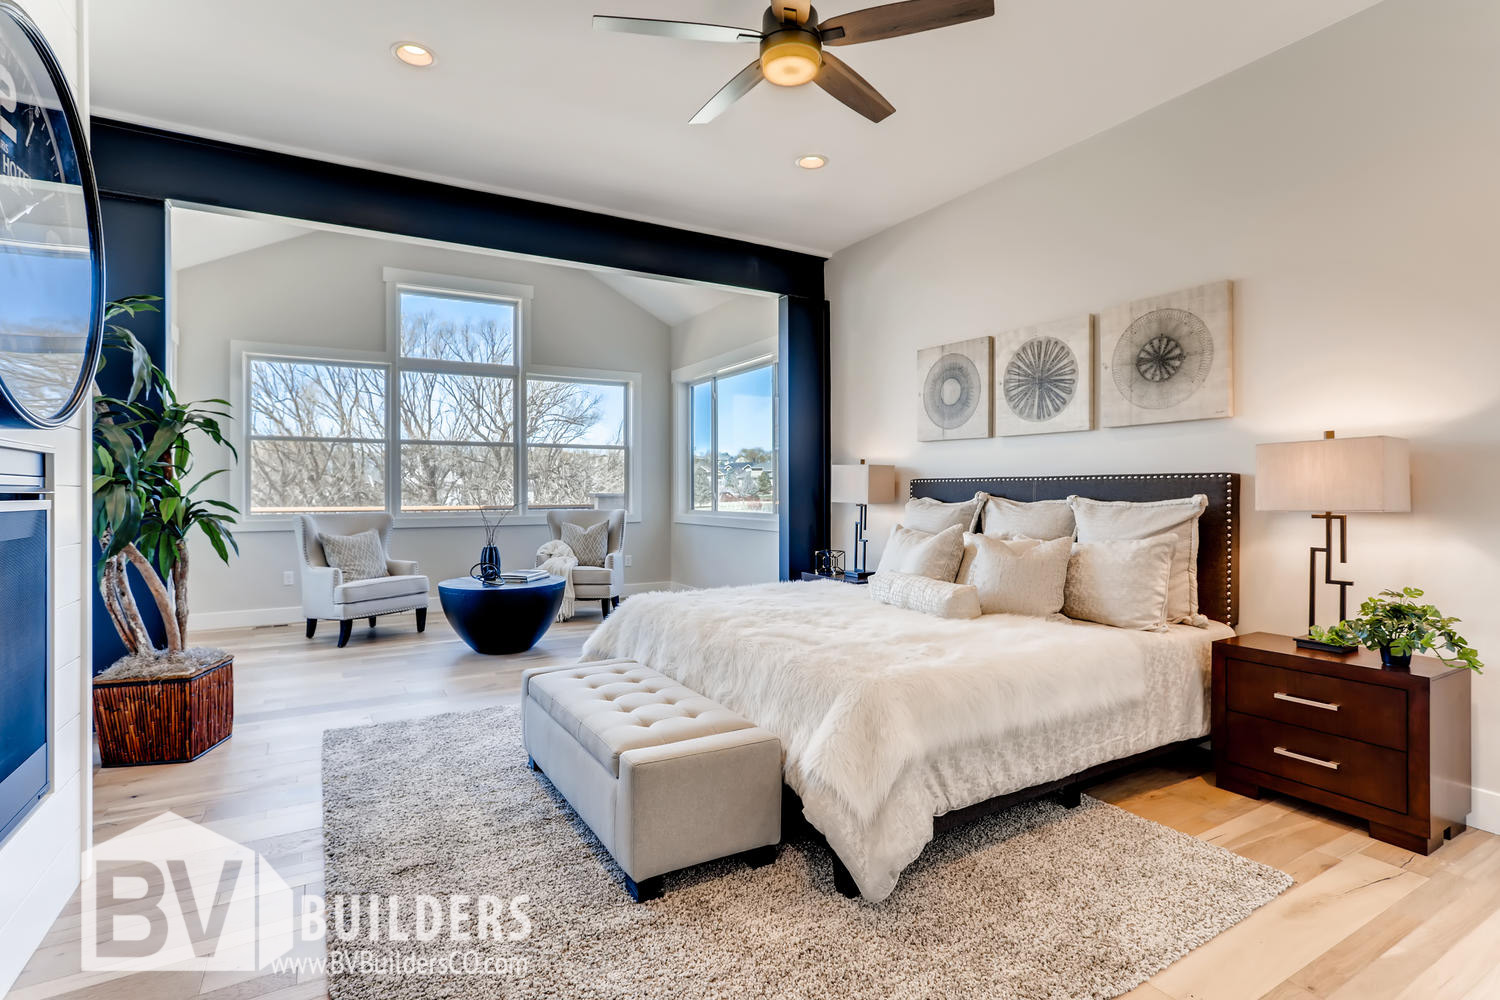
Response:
[[1309, 587, 1483, 672], [93, 296, 240, 661]]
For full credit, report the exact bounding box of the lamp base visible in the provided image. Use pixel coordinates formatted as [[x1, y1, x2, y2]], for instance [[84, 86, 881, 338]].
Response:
[[1295, 635, 1357, 655]]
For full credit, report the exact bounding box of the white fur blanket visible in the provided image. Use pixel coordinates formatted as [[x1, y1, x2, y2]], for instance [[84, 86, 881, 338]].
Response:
[[536, 540, 578, 622], [581, 581, 1152, 827]]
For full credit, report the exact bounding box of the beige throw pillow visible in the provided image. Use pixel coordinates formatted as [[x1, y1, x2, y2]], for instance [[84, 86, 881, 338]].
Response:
[[979, 495, 1076, 541], [320, 530, 388, 583], [1062, 536, 1174, 630], [957, 533, 1072, 617], [875, 523, 966, 582], [869, 571, 982, 620], [562, 521, 608, 567], [1068, 494, 1208, 623], [900, 493, 984, 535]]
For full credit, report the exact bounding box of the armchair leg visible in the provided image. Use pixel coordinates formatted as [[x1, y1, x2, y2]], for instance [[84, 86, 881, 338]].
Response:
[[368, 616, 377, 628], [600, 599, 612, 618], [416, 608, 427, 633], [306, 619, 317, 639], [611, 596, 620, 609], [337, 620, 353, 648]]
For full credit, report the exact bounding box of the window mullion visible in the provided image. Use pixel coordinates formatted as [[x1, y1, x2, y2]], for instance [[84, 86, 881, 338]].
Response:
[[711, 376, 719, 514]]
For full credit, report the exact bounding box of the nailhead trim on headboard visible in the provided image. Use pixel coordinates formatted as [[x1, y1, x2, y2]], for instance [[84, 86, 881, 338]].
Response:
[[907, 472, 1241, 627]]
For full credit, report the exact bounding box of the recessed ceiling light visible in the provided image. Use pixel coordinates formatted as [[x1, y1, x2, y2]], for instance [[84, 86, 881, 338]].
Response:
[[392, 42, 435, 67], [795, 154, 828, 170]]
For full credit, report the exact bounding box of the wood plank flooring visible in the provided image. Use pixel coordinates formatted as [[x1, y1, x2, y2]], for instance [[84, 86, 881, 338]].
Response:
[[10, 611, 1497, 1000]]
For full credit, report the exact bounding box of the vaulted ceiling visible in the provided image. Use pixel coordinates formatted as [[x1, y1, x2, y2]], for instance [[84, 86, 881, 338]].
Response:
[[92, 1, 1383, 255]]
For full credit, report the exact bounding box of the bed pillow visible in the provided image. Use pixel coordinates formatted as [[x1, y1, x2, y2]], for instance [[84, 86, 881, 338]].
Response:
[[876, 523, 966, 582], [1069, 494, 1209, 624], [957, 533, 1071, 617], [1062, 535, 1174, 630], [899, 493, 984, 535], [319, 530, 388, 583], [869, 571, 981, 620], [978, 495, 1076, 541]]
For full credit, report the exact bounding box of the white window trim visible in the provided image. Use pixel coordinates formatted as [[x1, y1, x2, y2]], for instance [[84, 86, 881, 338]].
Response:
[[229, 270, 642, 532], [671, 338, 779, 532]]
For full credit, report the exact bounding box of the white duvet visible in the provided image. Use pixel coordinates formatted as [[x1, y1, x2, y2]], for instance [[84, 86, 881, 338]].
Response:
[[581, 579, 1232, 900]]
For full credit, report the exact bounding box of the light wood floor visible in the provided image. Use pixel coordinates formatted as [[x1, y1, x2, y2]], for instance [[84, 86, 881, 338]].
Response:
[[9, 611, 1498, 1000]]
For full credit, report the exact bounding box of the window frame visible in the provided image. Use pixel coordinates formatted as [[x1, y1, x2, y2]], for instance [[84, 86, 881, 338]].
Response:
[[671, 340, 779, 532], [228, 269, 641, 531]]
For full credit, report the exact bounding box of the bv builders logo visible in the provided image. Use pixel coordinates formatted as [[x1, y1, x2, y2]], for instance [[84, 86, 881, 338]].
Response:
[[81, 811, 295, 972]]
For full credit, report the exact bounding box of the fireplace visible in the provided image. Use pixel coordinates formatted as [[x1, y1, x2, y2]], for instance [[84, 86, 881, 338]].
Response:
[[0, 445, 50, 844]]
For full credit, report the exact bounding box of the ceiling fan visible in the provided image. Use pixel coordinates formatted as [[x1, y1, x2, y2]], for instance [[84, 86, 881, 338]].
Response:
[[593, 0, 994, 124]]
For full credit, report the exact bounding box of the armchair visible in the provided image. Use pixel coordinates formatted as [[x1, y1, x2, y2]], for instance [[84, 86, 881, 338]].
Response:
[[295, 513, 430, 647], [539, 509, 626, 617]]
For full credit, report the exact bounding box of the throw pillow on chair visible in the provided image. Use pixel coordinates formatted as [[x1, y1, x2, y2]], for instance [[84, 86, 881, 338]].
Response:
[[562, 521, 608, 567]]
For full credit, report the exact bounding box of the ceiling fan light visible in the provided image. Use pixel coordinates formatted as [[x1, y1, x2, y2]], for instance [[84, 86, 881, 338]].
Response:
[[760, 36, 821, 86], [796, 154, 828, 169]]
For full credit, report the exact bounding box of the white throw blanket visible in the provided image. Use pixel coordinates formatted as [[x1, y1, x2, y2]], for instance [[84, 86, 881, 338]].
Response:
[[581, 581, 1211, 900], [536, 540, 578, 622]]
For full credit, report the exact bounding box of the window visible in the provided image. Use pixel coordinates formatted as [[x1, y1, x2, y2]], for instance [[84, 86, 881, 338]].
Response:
[[687, 362, 777, 515], [246, 359, 386, 514], [239, 271, 637, 522]]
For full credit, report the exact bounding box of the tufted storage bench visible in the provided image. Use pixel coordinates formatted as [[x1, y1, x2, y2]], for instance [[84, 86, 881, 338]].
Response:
[[521, 659, 782, 902]]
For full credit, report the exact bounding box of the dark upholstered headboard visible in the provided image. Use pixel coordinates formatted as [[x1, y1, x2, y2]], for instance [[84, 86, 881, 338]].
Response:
[[908, 473, 1241, 627]]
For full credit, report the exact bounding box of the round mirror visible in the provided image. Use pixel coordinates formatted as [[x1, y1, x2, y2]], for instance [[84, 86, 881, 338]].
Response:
[[0, 2, 104, 430]]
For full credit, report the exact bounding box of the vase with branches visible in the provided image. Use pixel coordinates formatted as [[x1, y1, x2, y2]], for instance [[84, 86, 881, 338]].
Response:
[[93, 296, 240, 669]]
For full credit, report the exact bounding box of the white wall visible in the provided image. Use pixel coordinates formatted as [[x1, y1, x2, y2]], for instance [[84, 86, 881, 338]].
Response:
[[173, 229, 677, 627], [669, 295, 781, 588], [0, 2, 91, 994], [826, 0, 1500, 831]]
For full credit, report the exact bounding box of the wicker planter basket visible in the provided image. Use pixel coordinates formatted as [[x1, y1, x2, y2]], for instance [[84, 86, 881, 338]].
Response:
[[93, 656, 234, 766]]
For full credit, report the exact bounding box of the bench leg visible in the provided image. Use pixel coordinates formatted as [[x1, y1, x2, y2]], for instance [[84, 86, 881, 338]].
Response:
[[526, 755, 540, 773], [744, 844, 778, 869], [624, 874, 663, 903], [337, 620, 353, 648], [306, 619, 317, 639], [1057, 785, 1082, 808]]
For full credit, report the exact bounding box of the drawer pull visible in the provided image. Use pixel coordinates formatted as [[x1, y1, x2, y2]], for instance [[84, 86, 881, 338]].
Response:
[[1274, 746, 1340, 771], [1274, 692, 1340, 712]]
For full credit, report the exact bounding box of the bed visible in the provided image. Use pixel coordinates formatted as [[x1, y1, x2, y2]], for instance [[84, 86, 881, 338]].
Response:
[[581, 473, 1241, 901]]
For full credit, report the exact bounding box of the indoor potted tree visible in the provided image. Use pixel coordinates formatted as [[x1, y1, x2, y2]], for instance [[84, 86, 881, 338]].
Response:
[[1310, 587, 1483, 672], [91, 297, 242, 765]]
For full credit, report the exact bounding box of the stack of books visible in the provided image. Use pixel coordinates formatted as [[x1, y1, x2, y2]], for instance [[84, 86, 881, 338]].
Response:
[[501, 568, 549, 583]]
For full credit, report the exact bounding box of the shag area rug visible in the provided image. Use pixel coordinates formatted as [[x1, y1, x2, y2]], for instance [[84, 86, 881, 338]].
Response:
[[322, 706, 1291, 1000]]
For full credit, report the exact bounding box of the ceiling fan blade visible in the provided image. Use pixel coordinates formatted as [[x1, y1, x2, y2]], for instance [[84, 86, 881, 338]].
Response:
[[819, 0, 994, 46], [814, 51, 895, 122], [592, 15, 760, 43], [690, 60, 765, 124]]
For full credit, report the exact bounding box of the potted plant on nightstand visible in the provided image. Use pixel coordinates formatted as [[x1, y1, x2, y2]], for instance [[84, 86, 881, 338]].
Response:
[[1309, 587, 1483, 672], [91, 297, 242, 765]]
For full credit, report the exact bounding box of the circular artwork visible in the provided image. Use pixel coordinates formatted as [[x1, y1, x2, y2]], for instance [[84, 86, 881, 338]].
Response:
[[0, 3, 105, 429], [1110, 308, 1213, 410], [921, 352, 982, 430], [1002, 336, 1078, 422]]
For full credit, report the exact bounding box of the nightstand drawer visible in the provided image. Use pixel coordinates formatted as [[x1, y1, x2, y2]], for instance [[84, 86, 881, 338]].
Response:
[[1225, 712, 1407, 813], [1225, 658, 1407, 751]]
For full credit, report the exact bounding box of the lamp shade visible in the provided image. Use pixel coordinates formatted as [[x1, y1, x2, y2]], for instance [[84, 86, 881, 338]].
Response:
[[831, 463, 896, 505], [1255, 434, 1411, 513]]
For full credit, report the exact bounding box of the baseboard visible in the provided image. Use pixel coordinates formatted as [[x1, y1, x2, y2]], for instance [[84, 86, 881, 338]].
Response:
[[1468, 784, 1500, 835], [190, 581, 686, 633]]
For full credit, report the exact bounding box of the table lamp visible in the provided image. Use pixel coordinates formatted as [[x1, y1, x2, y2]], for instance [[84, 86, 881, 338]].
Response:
[[1255, 431, 1410, 650], [830, 460, 896, 580]]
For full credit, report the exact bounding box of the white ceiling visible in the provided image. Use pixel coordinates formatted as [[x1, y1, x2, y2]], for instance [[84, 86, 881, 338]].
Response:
[[169, 210, 308, 271], [169, 206, 744, 325], [93, 1, 1383, 256]]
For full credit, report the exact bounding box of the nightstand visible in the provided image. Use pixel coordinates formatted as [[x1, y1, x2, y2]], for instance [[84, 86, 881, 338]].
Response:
[[1212, 632, 1471, 855], [798, 572, 869, 585]]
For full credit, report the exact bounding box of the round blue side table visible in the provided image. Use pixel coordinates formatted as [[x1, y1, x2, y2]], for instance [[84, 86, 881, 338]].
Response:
[[438, 575, 566, 655]]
